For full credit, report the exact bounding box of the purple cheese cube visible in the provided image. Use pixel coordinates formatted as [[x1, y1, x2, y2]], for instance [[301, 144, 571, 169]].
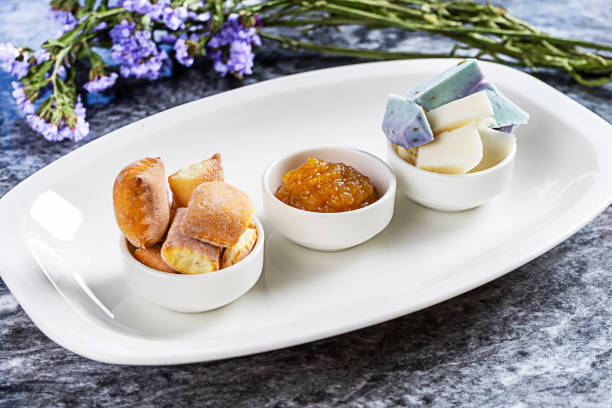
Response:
[[495, 124, 516, 134], [381, 95, 434, 148], [406, 59, 484, 111]]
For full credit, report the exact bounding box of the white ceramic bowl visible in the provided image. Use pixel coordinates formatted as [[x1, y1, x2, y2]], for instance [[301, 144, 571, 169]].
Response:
[[262, 147, 396, 251], [387, 140, 517, 212], [120, 216, 264, 313]]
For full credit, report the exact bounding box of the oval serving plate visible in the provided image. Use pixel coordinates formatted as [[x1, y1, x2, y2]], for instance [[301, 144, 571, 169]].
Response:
[[1, 59, 611, 365]]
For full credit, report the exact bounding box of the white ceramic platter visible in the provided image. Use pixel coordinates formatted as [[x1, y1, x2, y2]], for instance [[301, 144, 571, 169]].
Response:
[[1, 59, 611, 365]]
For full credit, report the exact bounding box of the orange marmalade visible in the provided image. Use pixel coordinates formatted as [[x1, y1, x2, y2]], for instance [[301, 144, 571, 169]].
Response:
[[275, 157, 379, 213]]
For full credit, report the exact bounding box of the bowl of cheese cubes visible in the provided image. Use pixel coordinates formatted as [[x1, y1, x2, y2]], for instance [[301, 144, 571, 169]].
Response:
[[382, 59, 528, 212]]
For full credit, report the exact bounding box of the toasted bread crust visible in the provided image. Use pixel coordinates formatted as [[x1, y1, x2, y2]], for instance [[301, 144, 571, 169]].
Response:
[[168, 153, 224, 207], [134, 243, 176, 273], [161, 208, 222, 274], [182, 181, 254, 247], [113, 157, 170, 248]]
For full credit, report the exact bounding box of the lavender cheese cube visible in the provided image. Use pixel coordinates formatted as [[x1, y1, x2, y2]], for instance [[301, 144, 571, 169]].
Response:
[[472, 82, 529, 128], [406, 59, 484, 111], [495, 125, 516, 134], [381, 95, 434, 148]]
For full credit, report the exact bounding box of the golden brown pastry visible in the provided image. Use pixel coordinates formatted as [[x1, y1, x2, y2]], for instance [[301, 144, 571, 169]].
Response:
[[182, 181, 254, 247], [247, 217, 256, 229], [113, 157, 170, 248], [221, 228, 257, 269], [161, 208, 222, 274], [168, 153, 224, 207], [134, 244, 176, 273]]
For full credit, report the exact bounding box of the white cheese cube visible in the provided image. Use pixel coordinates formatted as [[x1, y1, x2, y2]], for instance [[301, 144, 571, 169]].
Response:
[[426, 91, 494, 134], [395, 144, 417, 165], [470, 127, 516, 172], [416, 122, 483, 174]]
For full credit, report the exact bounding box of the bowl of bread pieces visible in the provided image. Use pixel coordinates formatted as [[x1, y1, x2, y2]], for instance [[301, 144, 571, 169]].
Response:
[[113, 154, 264, 313]]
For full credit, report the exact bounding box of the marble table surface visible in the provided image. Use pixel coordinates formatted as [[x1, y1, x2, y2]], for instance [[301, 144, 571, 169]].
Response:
[[1, 1, 611, 406]]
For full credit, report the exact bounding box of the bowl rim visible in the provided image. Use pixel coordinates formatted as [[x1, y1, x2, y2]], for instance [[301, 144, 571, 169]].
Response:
[[262, 146, 397, 217], [387, 137, 517, 178], [120, 215, 264, 279]]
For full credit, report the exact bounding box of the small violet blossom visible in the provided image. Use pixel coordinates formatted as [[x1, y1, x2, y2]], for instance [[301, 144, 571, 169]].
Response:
[[162, 6, 188, 30], [173, 35, 202, 67], [84, 72, 119, 93], [110, 20, 169, 80], [49, 9, 78, 33], [33, 49, 50, 64], [26, 96, 89, 142], [117, 0, 189, 31], [208, 14, 261, 77], [0, 43, 30, 78], [11, 82, 35, 114], [27, 114, 59, 141]]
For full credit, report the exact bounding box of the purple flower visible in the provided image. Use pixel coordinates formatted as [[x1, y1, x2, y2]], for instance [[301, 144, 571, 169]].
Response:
[[121, 0, 152, 14], [208, 14, 260, 77], [146, 0, 170, 20], [84, 72, 118, 93], [49, 9, 77, 31], [0, 43, 30, 78], [93, 22, 108, 32], [174, 38, 193, 66], [189, 11, 210, 22], [156, 32, 177, 45], [116, 0, 189, 30], [26, 96, 89, 142], [162, 6, 188, 30], [110, 20, 169, 80], [27, 114, 58, 141], [57, 65, 67, 78], [11, 82, 35, 114], [33, 49, 50, 64], [66, 96, 89, 141]]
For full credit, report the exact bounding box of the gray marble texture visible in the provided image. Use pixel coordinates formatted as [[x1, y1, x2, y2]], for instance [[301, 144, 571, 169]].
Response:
[[1, 0, 611, 407]]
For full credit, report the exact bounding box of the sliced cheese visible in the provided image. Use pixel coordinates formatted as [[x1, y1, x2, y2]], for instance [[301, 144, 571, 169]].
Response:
[[470, 127, 515, 172], [381, 95, 434, 148], [416, 122, 483, 174], [426, 91, 493, 134], [406, 59, 484, 111], [472, 82, 529, 128], [395, 144, 418, 165]]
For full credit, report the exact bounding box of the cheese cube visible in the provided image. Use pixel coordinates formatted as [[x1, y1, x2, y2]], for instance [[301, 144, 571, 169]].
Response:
[[426, 91, 493, 134], [495, 125, 515, 134], [416, 122, 483, 174], [381, 95, 434, 148], [473, 82, 529, 128], [395, 144, 418, 165], [470, 127, 516, 172], [406, 59, 484, 110]]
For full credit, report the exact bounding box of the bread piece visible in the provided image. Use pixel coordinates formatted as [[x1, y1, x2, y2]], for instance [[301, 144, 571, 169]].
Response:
[[113, 157, 170, 248], [134, 244, 176, 273], [247, 217, 256, 229], [161, 208, 222, 274], [182, 181, 254, 247], [221, 228, 257, 268], [168, 153, 224, 207]]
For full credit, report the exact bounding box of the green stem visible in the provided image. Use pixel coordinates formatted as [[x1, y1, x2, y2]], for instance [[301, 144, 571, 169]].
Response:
[[261, 32, 461, 60]]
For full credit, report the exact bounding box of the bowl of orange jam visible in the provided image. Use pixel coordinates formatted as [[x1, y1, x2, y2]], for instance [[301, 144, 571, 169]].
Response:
[[262, 147, 396, 251]]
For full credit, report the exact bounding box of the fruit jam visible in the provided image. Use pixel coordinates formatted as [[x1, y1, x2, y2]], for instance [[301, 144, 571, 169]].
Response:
[[275, 157, 379, 213]]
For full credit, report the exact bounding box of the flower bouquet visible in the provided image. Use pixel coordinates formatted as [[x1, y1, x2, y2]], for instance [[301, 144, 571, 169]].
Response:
[[1, 0, 611, 142]]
